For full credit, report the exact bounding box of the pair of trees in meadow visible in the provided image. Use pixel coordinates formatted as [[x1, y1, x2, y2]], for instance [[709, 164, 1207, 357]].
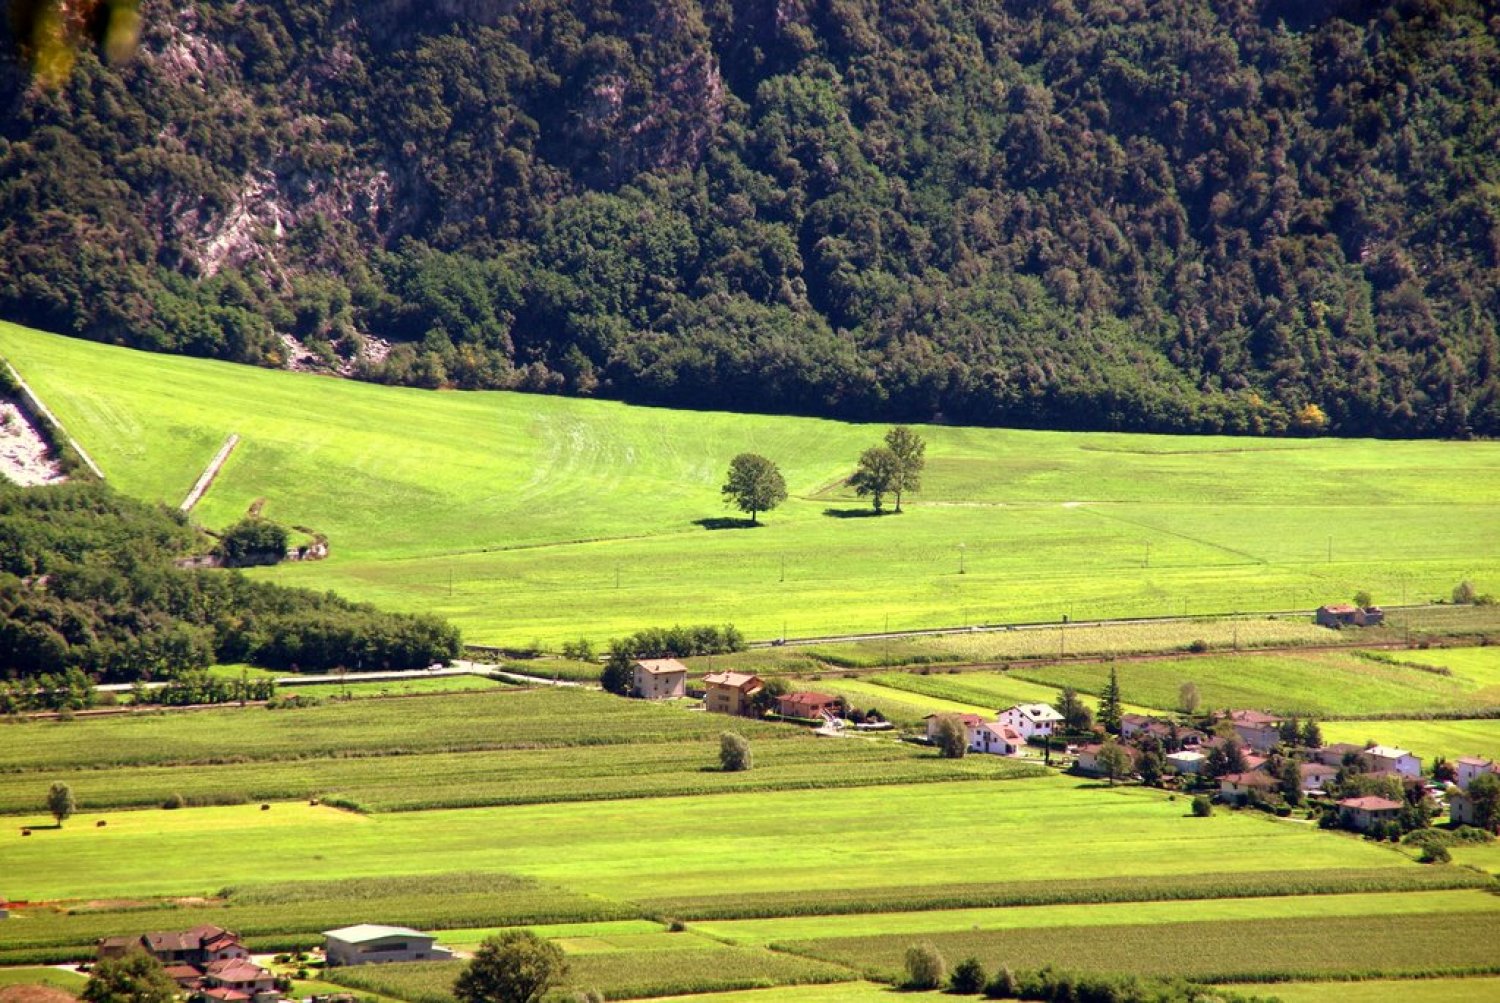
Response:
[[719, 426, 927, 523]]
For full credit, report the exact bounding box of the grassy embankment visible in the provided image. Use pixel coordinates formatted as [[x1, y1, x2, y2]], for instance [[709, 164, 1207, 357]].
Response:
[[3, 320, 1496, 647]]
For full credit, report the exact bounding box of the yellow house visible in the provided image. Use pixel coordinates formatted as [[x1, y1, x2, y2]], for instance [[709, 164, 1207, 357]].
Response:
[[702, 671, 763, 717]]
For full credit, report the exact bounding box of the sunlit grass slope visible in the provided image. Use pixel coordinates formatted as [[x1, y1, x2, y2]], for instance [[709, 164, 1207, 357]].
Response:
[[5, 321, 1497, 645]]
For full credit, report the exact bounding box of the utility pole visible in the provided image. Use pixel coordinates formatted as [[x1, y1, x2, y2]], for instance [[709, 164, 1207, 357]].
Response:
[[1327, 535, 1332, 564], [1144, 541, 1151, 568], [958, 542, 966, 575], [615, 564, 620, 589], [780, 554, 785, 583]]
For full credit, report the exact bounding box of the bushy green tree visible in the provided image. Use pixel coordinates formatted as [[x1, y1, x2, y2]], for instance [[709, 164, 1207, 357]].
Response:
[[903, 942, 946, 990], [47, 781, 75, 826], [848, 446, 899, 513], [949, 956, 986, 994], [883, 426, 926, 513], [933, 715, 968, 759], [720, 453, 787, 525], [453, 931, 566, 1003], [82, 952, 180, 1003], [217, 518, 290, 567], [719, 732, 752, 772]]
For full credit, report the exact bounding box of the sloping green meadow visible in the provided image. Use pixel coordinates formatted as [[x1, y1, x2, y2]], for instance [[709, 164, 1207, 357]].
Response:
[[4, 321, 1497, 645]]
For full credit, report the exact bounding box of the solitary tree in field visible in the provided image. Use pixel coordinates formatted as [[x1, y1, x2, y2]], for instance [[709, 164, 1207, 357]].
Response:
[[1354, 589, 1373, 608], [83, 952, 180, 1003], [883, 426, 926, 513], [1097, 668, 1123, 734], [933, 715, 968, 759], [848, 446, 899, 513], [1178, 681, 1200, 715], [720, 453, 787, 525], [47, 781, 74, 827], [454, 931, 567, 1003], [719, 732, 752, 772]]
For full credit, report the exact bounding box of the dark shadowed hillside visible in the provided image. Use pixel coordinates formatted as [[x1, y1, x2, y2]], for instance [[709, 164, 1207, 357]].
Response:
[[2, 0, 1497, 436]]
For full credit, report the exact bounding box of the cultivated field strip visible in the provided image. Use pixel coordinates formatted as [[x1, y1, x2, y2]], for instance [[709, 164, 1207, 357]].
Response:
[[325, 950, 856, 1003], [778, 911, 1500, 984], [1003, 648, 1500, 717], [0, 688, 792, 773], [634, 867, 1492, 920], [0, 736, 1043, 815], [0, 873, 635, 963]]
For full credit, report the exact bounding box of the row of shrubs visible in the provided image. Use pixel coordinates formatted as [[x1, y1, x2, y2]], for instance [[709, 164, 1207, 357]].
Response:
[[904, 948, 1274, 1002]]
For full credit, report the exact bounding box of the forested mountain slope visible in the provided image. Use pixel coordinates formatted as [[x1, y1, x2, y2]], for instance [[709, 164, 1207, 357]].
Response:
[[2, 0, 1497, 436]]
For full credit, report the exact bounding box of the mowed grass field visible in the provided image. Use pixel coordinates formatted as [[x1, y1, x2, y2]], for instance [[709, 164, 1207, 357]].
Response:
[[4, 321, 1497, 646], [0, 777, 1428, 903]]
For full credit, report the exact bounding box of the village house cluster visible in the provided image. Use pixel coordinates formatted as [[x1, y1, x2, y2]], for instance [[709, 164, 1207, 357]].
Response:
[[93, 924, 454, 1003]]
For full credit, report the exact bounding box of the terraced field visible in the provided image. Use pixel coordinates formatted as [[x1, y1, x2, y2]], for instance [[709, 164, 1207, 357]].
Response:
[[5, 321, 1496, 646]]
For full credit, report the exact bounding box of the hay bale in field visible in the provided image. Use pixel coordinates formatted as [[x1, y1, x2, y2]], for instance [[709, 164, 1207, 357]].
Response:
[[20, 828, 30, 836], [96, 819, 107, 827], [261, 803, 271, 811]]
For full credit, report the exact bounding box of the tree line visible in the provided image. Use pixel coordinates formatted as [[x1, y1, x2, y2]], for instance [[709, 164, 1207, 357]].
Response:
[[2, 1, 1497, 438]]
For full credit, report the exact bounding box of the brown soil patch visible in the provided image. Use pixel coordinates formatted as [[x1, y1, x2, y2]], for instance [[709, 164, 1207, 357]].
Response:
[[0, 984, 78, 1003]]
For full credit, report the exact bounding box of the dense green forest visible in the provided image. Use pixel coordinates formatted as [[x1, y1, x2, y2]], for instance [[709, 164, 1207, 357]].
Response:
[[1, 0, 1497, 436], [0, 481, 461, 683]]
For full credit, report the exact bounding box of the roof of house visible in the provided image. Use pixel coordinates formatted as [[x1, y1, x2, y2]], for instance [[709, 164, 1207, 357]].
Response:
[[1337, 796, 1404, 811], [925, 712, 986, 726], [145, 931, 198, 953], [1364, 745, 1413, 760], [979, 723, 1026, 743], [97, 936, 137, 949], [1457, 756, 1497, 767], [162, 965, 203, 982], [186, 925, 229, 941], [1229, 709, 1280, 726], [205, 960, 266, 982], [1300, 762, 1338, 775], [1167, 751, 1205, 762], [702, 671, 762, 690], [1077, 742, 1141, 760], [323, 924, 431, 944], [1321, 742, 1365, 754], [1221, 771, 1279, 787], [634, 657, 688, 675], [1006, 703, 1063, 722], [1320, 603, 1359, 614], [780, 691, 837, 705], [1243, 754, 1269, 771], [198, 989, 250, 1003]]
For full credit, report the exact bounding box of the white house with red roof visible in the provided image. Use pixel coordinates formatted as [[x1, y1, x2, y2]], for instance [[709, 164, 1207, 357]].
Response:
[[974, 721, 1027, 756]]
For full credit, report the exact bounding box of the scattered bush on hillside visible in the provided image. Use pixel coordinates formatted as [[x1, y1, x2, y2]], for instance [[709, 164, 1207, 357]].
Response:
[[217, 518, 290, 567], [903, 942, 946, 990], [719, 732, 752, 772], [949, 956, 987, 994], [1191, 796, 1213, 818], [982, 966, 1271, 1002]]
